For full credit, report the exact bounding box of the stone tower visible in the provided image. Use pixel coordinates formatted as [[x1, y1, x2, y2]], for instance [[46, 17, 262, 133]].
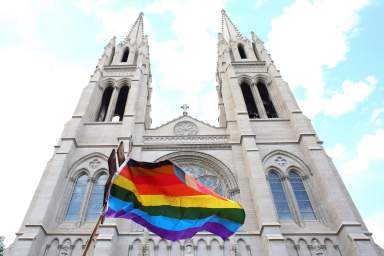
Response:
[[7, 11, 383, 256]]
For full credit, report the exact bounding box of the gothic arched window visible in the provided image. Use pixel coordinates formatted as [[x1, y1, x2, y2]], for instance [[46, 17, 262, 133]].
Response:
[[240, 82, 259, 119], [288, 171, 316, 220], [65, 174, 88, 221], [86, 174, 108, 221], [257, 81, 278, 118], [238, 43, 247, 59], [268, 171, 292, 220], [96, 86, 114, 122], [112, 85, 129, 121], [121, 47, 129, 62]]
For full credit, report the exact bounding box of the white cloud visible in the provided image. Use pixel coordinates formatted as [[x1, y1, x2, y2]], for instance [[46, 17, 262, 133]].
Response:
[[322, 76, 377, 116], [326, 143, 347, 160], [74, 0, 144, 40], [0, 0, 93, 247], [371, 107, 384, 125], [365, 211, 384, 248], [0, 40, 91, 248], [73, 0, 225, 126], [146, 0, 225, 126], [341, 128, 384, 175], [267, 0, 370, 117]]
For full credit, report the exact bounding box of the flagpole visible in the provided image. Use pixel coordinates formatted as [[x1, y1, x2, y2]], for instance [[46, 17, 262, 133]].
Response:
[[81, 140, 132, 256], [81, 203, 107, 256]]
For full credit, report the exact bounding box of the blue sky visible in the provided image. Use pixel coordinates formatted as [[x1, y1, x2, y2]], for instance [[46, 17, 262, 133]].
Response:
[[0, 0, 383, 248]]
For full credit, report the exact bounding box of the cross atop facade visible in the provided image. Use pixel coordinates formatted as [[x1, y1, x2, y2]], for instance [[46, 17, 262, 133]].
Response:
[[181, 104, 189, 116]]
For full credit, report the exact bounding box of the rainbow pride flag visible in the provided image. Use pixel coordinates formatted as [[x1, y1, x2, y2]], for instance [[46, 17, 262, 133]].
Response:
[[105, 159, 245, 241]]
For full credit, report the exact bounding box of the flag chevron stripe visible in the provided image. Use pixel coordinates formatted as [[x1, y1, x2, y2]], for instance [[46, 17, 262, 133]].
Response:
[[109, 193, 244, 223], [107, 197, 241, 232], [128, 165, 174, 176], [106, 208, 234, 241]]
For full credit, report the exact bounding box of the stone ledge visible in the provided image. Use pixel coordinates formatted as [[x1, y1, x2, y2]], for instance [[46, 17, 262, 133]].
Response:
[[348, 233, 371, 241]]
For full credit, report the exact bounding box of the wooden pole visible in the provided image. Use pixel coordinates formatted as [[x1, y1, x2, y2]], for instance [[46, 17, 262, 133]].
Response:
[[82, 147, 118, 256], [81, 203, 107, 256], [81, 138, 133, 256]]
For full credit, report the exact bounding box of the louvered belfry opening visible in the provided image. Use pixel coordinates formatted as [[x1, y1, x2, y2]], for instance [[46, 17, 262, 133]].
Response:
[[113, 86, 129, 121], [121, 47, 129, 62], [241, 82, 259, 118], [96, 86, 114, 122], [257, 81, 278, 118]]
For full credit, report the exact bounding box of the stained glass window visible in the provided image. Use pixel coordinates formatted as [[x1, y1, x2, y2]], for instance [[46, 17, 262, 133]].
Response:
[[268, 171, 292, 220], [65, 175, 88, 221], [289, 171, 316, 220], [181, 165, 224, 196], [86, 174, 108, 221]]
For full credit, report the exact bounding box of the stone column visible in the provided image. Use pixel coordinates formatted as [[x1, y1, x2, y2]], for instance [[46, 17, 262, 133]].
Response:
[[105, 87, 119, 122]]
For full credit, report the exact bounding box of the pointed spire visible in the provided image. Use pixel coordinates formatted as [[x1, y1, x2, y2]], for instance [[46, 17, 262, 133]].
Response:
[[125, 12, 144, 45], [221, 9, 243, 42]]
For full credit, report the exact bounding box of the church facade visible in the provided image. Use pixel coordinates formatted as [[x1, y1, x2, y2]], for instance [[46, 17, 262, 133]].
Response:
[[7, 11, 384, 256]]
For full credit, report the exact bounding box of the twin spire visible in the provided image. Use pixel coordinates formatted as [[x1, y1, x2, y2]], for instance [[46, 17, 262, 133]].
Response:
[[124, 10, 243, 44], [124, 12, 145, 45], [221, 9, 243, 42]]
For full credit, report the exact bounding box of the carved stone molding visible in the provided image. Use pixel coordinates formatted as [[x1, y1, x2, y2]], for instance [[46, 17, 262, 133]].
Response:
[[143, 135, 229, 145], [89, 158, 101, 169], [274, 155, 287, 167], [173, 121, 199, 136]]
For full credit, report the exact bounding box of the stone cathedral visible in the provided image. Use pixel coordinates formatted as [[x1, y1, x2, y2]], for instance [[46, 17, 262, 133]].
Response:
[[7, 10, 384, 256]]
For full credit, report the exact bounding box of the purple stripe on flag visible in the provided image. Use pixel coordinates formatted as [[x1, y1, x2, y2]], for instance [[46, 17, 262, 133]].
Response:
[[105, 207, 233, 240]]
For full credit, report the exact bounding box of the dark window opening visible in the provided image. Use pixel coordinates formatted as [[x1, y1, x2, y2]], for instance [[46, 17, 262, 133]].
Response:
[[257, 82, 278, 118], [240, 82, 259, 118], [113, 86, 129, 121], [252, 42, 259, 60], [96, 86, 113, 122], [238, 43, 247, 59], [121, 48, 129, 62]]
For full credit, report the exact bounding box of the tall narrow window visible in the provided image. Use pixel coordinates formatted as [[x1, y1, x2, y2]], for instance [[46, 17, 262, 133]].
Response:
[[86, 174, 108, 221], [268, 171, 292, 220], [121, 47, 129, 62], [289, 171, 316, 220], [96, 86, 113, 122], [112, 86, 129, 121], [257, 82, 278, 118], [65, 175, 88, 221], [240, 82, 259, 118], [238, 43, 247, 59]]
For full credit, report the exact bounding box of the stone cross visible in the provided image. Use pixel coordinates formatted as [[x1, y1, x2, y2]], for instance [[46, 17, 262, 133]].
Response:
[[181, 104, 189, 116]]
